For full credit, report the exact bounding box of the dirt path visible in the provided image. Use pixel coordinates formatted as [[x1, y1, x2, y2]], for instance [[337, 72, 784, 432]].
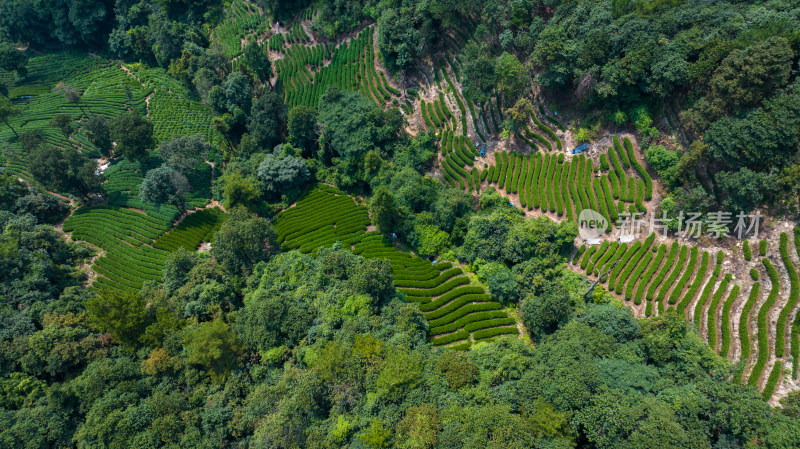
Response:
[[120, 64, 152, 116]]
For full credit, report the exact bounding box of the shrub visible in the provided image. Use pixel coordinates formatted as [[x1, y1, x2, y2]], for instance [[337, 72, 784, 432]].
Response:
[[608, 241, 642, 291], [634, 244, 667, 304], [492, 153, 502, 183], [762, 363, 782, 400], [748, 258, 779, 388], [793, 314, 800, 378], [418, 285, 487, 311], [464, 317, 516, 333], [599, 154, 610, 170], [568, 157, 581, 214], [574, 244, 587, 264], [647, 242, 679, 300], [705, 273, 732, 349], [531, 113, 561, 151], [626, 250, 653, 300], [613, 135, 630, 166], [759, 239, 767, 255], [539, 153, 551, 210], [394, 268, 464, 289], [750, 268, 759, 280], [626, 177, 636, 203], [428, 304, 504, 328], [563, 160, 575, 221], [743, 240, 752, 261], [677, 251, 716, 315], [553, 162, 563, 215], [737, 283, 761, 381], [593, 242, 619, 276], [532, 153, 542, 208], [584, 159, 600, 217], [498, 151, 509, 189], [472, 325, 518, 340], [592, 176, 611, 227], [580, 245, 598, 270], [547, 155, 558, 213], [431, 330, 469, 346], [670, 247, 702, 306], [586, 241, 610, 274], [519, 156, 529, 207], [691, 266, 719, 329], [635, 178, 646, 212], [775, 232, 798, 358], [400, 275, 471, 301], [609, 170, 620, 199], [507, 152, 518, 194], [598, 243, 626, 278], [601, 176, 617, 223], [720, 285, 740, 358]]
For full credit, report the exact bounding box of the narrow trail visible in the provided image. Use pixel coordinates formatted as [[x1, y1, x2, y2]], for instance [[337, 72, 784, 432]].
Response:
[[120, 64, 152, 116]]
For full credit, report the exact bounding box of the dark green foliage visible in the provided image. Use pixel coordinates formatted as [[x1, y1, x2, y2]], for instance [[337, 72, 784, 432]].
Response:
[[29, 145, 102, 199], [109, 111, 154, 162], [521, 281, 571, 342], [211, 207, 277, 275], [256, 150, 311, 200], [158, 134, 210, 176], [139, 166, 191, 212]]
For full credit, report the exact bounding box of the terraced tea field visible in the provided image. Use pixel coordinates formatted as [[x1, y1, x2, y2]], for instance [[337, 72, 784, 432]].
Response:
[[64, 207, 224, 292], [572, 229, 800, 401], [211, 0, 270, 58], [272, 25, 401, 109], [274, 184, 519, 348], [467, 136, 650, 228]]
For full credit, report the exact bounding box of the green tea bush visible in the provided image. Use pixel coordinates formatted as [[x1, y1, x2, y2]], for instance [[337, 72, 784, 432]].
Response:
[[748, 258, 779, 388], [531, 113, 561, 151], [616, 233, 655, 296], [667, 247, 698, 305], [574, 244, 587, 264], [586, 241, 610, 274], [593, 242, 619, 276], [677, 251, 711, 315], [431, 330, 469, 346], [472, 326, 518, 340], [599, 154, 610, 170], [613, 135, 630, 167], [720, 284, 740, 358], [743, 240, 752, 260], [737, 283, 761, 381], [775, 233, 798, 358], [762, 363, 782, 400], [498, 151, 509, 189], [608, 242, 642, 291], [507, 153, 517, 194], [706, 273, 732, 349], [634, 244, 667, 304], [647, 242, 678, 300]]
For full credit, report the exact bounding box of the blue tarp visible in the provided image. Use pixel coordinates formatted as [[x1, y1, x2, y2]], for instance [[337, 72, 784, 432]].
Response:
[[572, 143, 589, 154]]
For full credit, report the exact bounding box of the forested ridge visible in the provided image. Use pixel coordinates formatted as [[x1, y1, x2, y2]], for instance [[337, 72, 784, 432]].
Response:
[[1, 0, 800, 447]]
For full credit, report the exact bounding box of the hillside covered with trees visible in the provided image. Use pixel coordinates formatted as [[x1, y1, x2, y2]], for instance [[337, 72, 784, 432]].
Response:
[[2, 0, 800, 447]]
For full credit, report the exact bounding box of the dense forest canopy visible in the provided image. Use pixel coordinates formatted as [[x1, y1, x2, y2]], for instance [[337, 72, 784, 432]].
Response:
[[1, 0, 800, 447]]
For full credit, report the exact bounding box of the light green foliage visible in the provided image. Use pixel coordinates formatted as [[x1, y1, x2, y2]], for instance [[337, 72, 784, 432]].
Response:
[[184, 318, 242, 382]]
